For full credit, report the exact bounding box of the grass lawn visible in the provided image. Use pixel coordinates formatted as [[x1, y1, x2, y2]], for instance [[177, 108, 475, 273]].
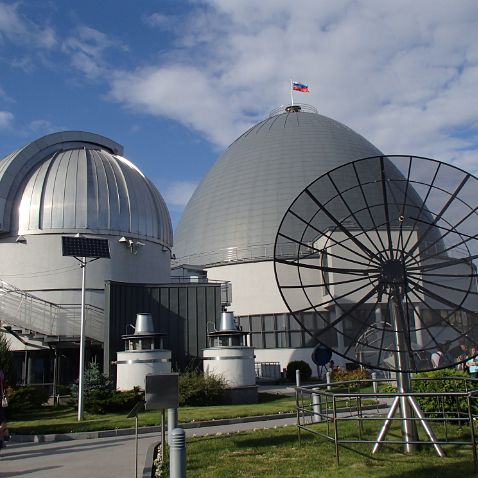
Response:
[[8, 393, 298, 435], [185, 424, 477, 478]]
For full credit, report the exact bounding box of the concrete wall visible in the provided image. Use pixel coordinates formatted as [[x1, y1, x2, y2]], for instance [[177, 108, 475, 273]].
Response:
[[0, 233, 171, 309], [206, 261, 287, 315]]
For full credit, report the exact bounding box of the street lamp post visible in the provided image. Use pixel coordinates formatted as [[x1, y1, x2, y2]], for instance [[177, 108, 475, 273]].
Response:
[[61, 236, 110, 421]]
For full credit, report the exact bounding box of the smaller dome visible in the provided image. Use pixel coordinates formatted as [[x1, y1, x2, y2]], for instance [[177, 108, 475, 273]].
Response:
[[0, 132, 172, 246]]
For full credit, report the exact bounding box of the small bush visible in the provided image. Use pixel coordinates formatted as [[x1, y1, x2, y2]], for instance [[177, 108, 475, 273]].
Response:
[[412, 369, 476, 417], [71, 361, 114, 404], [286, 361, 312, 382], [331, 367, 371, 383], [55, 384, 72, 396], [68, 361, 142, 414], [6, 386, 49, 416], [179, 371, 226, 406], [0, 331, 15, 386], [85, 388, 144, 414]]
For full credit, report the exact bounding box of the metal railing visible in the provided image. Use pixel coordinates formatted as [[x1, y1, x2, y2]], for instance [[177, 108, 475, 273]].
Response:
[[172, 242, 299, 268], [269, 103, 319, 117], [255, 362, 281, 381], [295, 376, 478, 467], [0, 279, 104, 341], [172, 230, 460, 269]]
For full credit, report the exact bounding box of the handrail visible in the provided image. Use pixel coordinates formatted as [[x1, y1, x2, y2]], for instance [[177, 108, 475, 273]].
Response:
[[0, 279, 104, 341], [295, 376, 478, 467]]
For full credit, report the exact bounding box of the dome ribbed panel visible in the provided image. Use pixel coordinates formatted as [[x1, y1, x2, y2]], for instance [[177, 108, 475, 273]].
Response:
[[174, 111, 383, 265], [16, 147, 172, 246]]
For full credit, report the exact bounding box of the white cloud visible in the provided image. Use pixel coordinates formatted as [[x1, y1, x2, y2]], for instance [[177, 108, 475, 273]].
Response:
[[25, 119, 63, 135], [62, 26, 126, 79], [0, 2, 56, 48], [162, 180, 199, 208], [155, 179, 199, 227], [105, 0, 478, 171], [0, 111, 13, 128], [109, 65, 255, 148], [143, 13, 175, 29]]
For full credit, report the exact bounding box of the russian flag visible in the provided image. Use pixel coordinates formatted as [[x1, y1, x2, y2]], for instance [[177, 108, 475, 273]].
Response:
[[292, 81, 309, 93]]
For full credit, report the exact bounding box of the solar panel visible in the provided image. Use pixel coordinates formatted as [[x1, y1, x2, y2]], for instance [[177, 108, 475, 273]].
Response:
[[62, 236, 110, 258]]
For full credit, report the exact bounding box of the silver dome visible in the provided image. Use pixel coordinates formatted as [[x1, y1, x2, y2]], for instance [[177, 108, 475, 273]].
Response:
[[0, 131, 172, 246], [174, 108, 382, 266]]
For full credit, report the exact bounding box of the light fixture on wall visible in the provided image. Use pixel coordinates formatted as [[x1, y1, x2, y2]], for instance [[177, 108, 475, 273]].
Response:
[[118, 236, 144, 255]]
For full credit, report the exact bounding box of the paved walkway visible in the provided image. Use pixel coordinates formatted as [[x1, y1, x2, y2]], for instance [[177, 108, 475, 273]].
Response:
[[0, 416, 297, 478]]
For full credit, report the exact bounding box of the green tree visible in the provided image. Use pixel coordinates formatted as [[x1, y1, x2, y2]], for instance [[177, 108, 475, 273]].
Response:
[[71, 360, 114, 402], [0, 330, 15, 386]]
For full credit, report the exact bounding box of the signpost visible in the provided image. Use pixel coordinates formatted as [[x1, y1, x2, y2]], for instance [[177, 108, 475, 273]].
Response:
[[145, 373, 180, 465], [127, 399, 146, 478]]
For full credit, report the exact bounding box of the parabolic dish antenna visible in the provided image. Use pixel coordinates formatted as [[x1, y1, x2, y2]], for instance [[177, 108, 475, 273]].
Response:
[[274, 155, 478, 373]]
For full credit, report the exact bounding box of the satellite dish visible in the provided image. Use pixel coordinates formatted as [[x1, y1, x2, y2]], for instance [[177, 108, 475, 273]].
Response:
[[274, 155, 478, 374]]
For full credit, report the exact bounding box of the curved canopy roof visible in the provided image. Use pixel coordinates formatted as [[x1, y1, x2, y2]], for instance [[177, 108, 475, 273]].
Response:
[[0, 131, 172, 246], [174, 107, 383, 266]]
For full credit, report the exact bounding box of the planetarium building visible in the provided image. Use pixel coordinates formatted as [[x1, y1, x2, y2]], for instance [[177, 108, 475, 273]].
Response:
[[174, 104, 384, 370]]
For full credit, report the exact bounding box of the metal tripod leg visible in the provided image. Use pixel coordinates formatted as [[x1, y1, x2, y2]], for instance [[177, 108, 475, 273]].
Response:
[[372, 396, 400, 454], [407, 395, 445, 457], [372, 394, 446, 457]]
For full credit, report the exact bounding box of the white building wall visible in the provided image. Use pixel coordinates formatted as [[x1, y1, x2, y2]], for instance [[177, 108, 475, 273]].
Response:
[[206, 261, 287, 315], [0, 233, 171, 309]]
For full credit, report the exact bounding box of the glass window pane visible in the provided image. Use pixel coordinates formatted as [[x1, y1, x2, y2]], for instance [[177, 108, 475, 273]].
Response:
[[289, 315, 302, 330], [236, 316, 250, 331], [251, 333, 263, 348], [250, 316, 263, 332], [264, 315, 275, 331], [277, 331, 288, 348], [277, 314, 288, 331], [264, 332, 276, 348], [290, 331, 303, 348]]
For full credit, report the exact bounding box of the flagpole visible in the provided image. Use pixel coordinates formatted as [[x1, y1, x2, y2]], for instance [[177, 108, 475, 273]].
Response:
[[290, 79, 294, 106]]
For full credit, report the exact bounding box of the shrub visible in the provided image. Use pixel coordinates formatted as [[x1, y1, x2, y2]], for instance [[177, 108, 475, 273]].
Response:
[[6, 386, 49, 416], [71, 361, 114, 404], [179, 371, 226, 406], [86, 388, 144, 414], [411, 369, 477, 418], [0, 331, 16, 386], [55, 384, 72, 396], [331, 367, 371, 384], [286, 361, 312, 382]]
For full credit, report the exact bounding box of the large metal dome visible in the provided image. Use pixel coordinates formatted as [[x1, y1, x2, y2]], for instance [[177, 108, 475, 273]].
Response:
[[174, 106, 382, 266], [0, 131, 172, 246]]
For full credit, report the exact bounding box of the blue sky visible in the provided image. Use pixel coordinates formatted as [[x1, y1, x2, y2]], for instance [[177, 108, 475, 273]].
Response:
[[0, 0, 477, 228]]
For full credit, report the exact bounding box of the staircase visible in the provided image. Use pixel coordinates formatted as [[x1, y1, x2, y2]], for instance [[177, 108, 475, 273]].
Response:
[[0, 279, 104, 343]]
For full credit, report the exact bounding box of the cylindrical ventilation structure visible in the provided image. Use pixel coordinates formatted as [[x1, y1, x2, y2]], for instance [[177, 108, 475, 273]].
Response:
[[203, 310, 257, 403], [116, 313, 171, 390]]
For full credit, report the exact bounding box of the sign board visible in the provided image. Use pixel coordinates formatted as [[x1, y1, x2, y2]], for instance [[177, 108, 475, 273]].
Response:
[[145, 373, 179, 410]]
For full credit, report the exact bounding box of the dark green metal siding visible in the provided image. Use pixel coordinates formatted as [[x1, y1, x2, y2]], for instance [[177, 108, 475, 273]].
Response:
[[105, 281, 221, 371]]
